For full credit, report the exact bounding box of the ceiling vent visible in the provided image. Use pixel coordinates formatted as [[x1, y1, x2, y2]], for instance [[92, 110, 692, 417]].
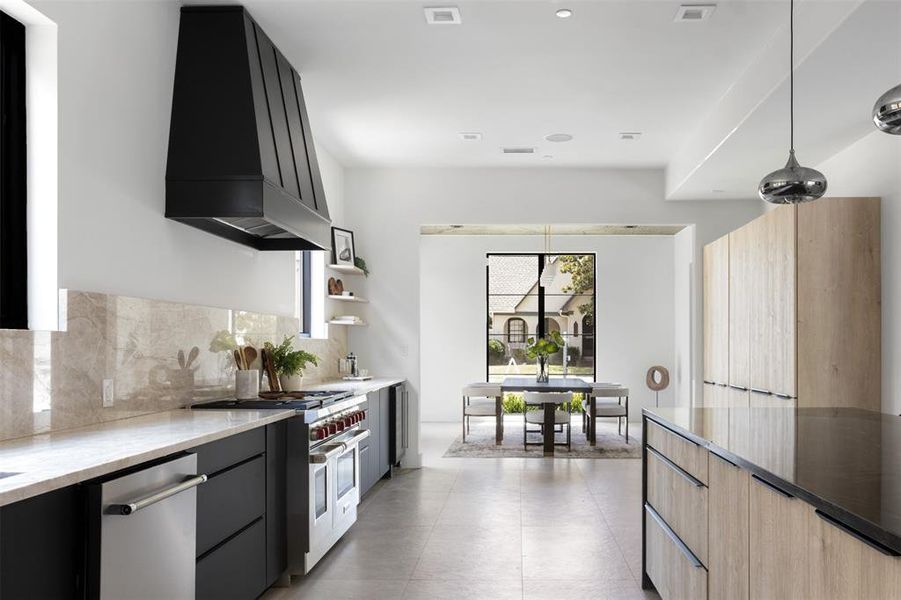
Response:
[[502, 147, 535, 154], [459, 132, 482, 141], [674, 4, 716, 22], [619, 132, 642, 140], [424, 6, 461, 25]]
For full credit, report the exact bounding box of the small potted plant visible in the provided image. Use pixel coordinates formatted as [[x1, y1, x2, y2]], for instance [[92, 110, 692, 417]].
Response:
[[264, 336, 319, 391], [526, 331, 564, 383]]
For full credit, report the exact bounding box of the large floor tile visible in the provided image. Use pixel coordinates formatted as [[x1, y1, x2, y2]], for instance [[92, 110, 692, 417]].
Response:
[[523, 578, 659, 600], [263, 578, 408, 600], [403, 579, 523, 600]]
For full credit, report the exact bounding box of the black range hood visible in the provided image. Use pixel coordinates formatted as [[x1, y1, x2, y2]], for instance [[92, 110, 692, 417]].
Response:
[[166, 6, 331, 251]]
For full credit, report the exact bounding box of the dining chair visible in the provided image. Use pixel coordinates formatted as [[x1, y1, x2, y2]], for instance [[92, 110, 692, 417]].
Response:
[[461, 383, 503, 443], [582, 386, 630, 442], [523, 392, 573, 451], [581, 382, 621, 433]]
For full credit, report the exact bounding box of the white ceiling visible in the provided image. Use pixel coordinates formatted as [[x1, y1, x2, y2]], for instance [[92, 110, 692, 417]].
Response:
[[235, 0, 900, 200]]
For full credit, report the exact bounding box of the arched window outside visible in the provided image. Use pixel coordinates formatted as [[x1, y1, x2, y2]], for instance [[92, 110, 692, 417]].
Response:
[[573, 322, 579, 337], [544, 317, 560, 334], [506, 317, 527, 343]]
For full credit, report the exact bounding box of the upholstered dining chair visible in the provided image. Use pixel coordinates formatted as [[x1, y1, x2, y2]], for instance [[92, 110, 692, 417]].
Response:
[[523, 392, 573, 451], [580, 382, 620, 433], [461, 383, 503, 443], [582, 385, 630, 442]]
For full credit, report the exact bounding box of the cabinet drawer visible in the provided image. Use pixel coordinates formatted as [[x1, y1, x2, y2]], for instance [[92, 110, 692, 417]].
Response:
[[197, 455, 266, 556], [196, 518, 266, 600], [647, 446, 708, 565], [194, 427, 265, 476], [647, 419, 708, 485], [645, 504, 707, 600]]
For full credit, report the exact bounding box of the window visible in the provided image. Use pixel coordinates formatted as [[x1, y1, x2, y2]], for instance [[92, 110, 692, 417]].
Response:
[[506, 317, 527, 343], [487, 253, 595, 383], [0, 11, 26, 329]]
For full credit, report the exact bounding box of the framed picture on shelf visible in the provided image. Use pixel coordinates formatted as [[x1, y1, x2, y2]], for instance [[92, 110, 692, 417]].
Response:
[[331, 227, 356, 267]]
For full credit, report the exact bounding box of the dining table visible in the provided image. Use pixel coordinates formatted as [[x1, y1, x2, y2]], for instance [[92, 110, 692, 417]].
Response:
[[501, 376, 593, 455]]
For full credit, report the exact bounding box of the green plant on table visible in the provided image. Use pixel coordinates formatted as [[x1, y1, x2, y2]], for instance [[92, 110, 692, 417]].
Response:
[[525, 330, 565, 360], [264, 336, 319, 376]]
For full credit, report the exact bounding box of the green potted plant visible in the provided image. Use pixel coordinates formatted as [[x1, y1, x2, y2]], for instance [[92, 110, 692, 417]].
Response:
[[526, 331, 564, 383], [264, 336, 319, 391]]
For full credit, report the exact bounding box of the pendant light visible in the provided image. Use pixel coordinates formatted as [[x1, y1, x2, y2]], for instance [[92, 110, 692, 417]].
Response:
[[539, 226, 556, 288], [872, 83, 901, 134], [758, 0, 827, 204]]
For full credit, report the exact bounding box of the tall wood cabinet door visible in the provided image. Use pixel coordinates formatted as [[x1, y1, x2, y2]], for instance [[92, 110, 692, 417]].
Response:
[[749, 474, 810, 600], [749, 206, 797, 397], [797, 197, 881, 410], [708, 453, 749, 600], [729, 225, 752, 388], [809, 509, 901, 600], [703, 235, 729, 384]]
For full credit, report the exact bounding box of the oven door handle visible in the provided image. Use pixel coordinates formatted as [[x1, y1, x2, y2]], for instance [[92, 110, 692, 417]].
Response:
[[310, 444, 345, 464], [343, 429, 371, 447]]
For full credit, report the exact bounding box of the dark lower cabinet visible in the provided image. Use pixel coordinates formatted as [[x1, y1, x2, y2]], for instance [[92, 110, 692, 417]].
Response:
[[196, 518, 266, 600], [0, 486, 82, 599], [196, 455, 266, 556], [266, 421, 287, 587], [360, 385, 399, 497]]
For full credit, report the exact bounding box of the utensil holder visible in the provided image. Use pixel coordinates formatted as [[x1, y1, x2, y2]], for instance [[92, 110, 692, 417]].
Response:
[[236, 369, 260, 400]]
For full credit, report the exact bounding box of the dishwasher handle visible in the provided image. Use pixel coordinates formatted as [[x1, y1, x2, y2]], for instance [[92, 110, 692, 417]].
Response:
[[110, 473, 208, 516]]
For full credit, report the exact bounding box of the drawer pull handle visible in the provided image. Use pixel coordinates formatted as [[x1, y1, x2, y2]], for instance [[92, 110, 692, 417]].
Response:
[[773, 392, 795, 400], [711, 451, 739, 469], [648, 418, 701, 447], [750, 388, 772, 396], [645, 503, 704, 569], [647, 446, 704, 488], [815, 510, 900, 557], [729, 384, 749, 391], [751, 474, 793, 499]]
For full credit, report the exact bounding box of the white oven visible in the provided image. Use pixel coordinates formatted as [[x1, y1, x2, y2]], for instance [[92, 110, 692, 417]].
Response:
[[306, 428, 369, 572]]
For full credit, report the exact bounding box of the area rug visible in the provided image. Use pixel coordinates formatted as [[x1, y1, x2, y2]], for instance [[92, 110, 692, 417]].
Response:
[[443, 415, 641, 459]]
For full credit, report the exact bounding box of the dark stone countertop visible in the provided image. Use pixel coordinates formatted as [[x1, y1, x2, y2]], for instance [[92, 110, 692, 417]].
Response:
[[643, 405, 901, 554]]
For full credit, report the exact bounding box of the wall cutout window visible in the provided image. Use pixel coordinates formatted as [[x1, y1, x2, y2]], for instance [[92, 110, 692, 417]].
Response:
[[296, 251, 312, 335], [487, 253, 596, 383], [0, 11, 27, 329]]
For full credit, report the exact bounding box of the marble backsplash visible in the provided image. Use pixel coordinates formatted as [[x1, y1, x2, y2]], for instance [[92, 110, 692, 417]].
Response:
[[0, 291, 347, 441]]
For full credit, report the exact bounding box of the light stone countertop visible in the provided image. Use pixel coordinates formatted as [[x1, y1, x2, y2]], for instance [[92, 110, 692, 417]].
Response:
[[303, 377, 405, 396], [0, 408, 296, 508]]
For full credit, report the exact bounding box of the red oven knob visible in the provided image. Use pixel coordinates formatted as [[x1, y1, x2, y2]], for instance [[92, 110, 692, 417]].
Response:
[[317, 427, 327, 440], [328, 422, 338, 435], [344, 416, 353, 427], [353, 412, 361, 423]]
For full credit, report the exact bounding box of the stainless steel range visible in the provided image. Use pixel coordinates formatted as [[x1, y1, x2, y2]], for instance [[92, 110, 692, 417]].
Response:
[[194, 390, 369, 575]]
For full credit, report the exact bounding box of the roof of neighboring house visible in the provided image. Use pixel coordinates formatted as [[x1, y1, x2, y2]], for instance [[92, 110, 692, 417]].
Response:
[[488, 255, 536, 314]]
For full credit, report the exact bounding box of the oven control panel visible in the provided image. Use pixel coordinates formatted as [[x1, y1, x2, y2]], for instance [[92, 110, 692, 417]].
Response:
[[310, 410, 366, 442]]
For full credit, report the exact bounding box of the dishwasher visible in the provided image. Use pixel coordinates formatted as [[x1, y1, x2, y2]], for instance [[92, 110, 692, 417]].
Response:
[[87, 453, 207, 599]]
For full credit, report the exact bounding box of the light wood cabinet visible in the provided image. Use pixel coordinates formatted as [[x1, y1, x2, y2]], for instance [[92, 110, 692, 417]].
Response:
[[749, 474, 811, 600], [708, 452, 749, 600], [703, 197, 880, 410], [646, 505, 707, 600], [729, 224, 752, 388], [703, 234, 730, 384], [748, 392, 796, 481], [749, 206, 797, 397], [797, 198, 881, 410], [646, 420, 708, 485], [726, 387, 750, 459], [647, 446, 708, 565], [809, 509, 901, 600]]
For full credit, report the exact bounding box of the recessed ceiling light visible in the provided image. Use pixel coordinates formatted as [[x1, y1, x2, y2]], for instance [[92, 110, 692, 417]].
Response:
[[543, 155, 554, 159], [459, 132, 482, 141], [620, 132, 642, 140], [545, 133, 573, 143], [555, 8, 573, 18], [624, 225, 638, 229], [674, 4, 716, 22], [712, 189, 726, 193], [424, 6, 462, 25]]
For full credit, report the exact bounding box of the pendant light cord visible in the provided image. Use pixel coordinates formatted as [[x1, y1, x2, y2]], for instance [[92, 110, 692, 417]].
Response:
[[790, 0, 794, 152]]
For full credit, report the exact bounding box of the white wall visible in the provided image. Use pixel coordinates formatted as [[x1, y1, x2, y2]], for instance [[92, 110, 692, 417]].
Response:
[[817, 132, 900, 416], [420, 234, 676, 423], [31, 0, 346, 318], [343, 167, 762, 464], [673, 226, 695, 407]]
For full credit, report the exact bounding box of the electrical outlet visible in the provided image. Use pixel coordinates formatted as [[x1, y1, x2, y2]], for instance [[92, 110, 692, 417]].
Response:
[[102, 379, 115, 407]]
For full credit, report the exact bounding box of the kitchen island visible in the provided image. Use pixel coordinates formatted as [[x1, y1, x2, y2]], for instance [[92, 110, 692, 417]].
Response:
[[642, 404, 901, 600]]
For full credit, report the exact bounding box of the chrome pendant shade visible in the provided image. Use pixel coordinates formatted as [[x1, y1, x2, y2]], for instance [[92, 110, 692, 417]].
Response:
[[873, 83, 901, 134], [758, 150, 827, 204], [758, 0, 826, 204]]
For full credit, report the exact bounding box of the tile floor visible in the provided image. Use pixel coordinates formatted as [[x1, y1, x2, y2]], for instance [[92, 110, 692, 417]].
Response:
[[264, 421, 659, 600]]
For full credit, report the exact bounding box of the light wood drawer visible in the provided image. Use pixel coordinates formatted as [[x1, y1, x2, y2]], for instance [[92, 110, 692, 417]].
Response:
[[646, 504, 707, 600], [647, 419, 708, 485], [647, 446, 708, 565]]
